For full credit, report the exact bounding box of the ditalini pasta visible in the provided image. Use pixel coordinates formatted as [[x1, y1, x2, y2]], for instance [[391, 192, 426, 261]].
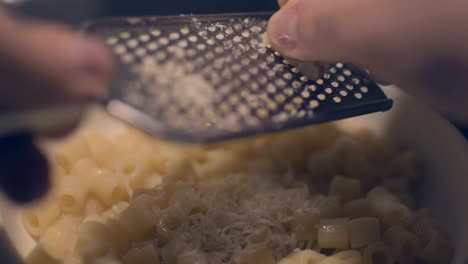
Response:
[[19, 121, 453, 264], [329, 176, 362, 202], [348, 217, 381, 248], [362, 241, 395, 264], [22, 201, 60, 238], [319, 250, 363, 264], [317, 219, 349, 249], [277, 249, 326, 264]]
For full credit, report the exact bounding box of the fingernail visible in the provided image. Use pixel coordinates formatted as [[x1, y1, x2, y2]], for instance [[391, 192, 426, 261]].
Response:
[[268, 8, 299, 48]]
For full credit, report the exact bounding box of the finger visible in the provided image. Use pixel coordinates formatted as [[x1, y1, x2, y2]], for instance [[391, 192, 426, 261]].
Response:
[[0, 133, 49, 203], [0, 14, 113, 110], [267, 0, 406, 63]]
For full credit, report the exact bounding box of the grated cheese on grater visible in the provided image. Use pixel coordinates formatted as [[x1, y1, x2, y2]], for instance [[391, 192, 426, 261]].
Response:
[[134, 58, 216, 109]]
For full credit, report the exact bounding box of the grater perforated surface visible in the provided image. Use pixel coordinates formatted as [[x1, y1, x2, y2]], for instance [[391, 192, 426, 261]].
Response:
[[85, 13, 393, 143]]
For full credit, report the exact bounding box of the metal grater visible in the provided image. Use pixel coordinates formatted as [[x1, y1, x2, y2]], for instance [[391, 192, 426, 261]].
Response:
[[84, 12, 393, 143]]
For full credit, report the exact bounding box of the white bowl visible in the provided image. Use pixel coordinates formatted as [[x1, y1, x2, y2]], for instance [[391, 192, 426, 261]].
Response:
[[0, 86, 467, 263]]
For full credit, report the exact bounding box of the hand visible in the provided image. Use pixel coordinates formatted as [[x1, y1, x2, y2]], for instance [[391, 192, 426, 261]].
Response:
[[0, 10, 112, 203], [267, 0, 468, 123]]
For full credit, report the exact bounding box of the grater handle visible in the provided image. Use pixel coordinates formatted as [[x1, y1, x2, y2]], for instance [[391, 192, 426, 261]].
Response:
[[0, 103, 89, 138]]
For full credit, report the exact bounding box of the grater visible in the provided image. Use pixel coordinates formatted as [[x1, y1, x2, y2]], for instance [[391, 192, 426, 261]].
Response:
[[0, 13, 393, 144], [85, 12, 393, 143]]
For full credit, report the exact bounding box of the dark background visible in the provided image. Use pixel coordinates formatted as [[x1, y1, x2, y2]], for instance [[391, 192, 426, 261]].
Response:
[[100, 0, 279, 16]]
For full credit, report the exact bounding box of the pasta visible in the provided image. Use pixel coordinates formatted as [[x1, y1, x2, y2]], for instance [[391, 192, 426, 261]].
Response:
[[76, 222, 114, 262], [277, 249, 326, 264], [312, 195, 343, 219], [317, 219, 349, 249], [348, 217, 381, 249], [26, 246, 61, 264], [319, 250, 363, 264], [122, 243, 160, 264], [362, 241, 395, 264], [118, 195, 159, 242], [88, 169, 130, 207], [84, 197, 106, 216], [20, 120, 454, 264], [293, 210, 320, 242], [329, 176, 362, 202], [56, 175, 88, 213], [22, 201, 60, 238], [384, 226, 421, 263], [411, 217, 442, 245], [38, 215, 82, 260], [239, 245, 275, 264], [367, 187, 410, 228], [54, 135, 91, 173], [343, 199, 374, 219]]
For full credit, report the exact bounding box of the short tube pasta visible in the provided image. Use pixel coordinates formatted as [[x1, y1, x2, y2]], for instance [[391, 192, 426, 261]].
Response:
[[88, 169, 130, 206], [70, 158, 100, 179], [57, 175, 88, 213], [164, 156, 194, 178], [329, 176, 362, 202], [294, 210, 320, 242], [384, 226, 421, 263], [105, 219, 131, 256], [18, 124, 454, 264], [26, 245, 61, 264], [118, 195, 159, 242], [122, 243, 161, 264], [313, 195, 343, 219], [84, 132, 120, 168], [349, 217, 381, 248], [411, 217, 441, 245], [157, 203, 186, 244], [54, 135, 91, 173], [193, 149, 243, 177], [362, 241, 395, 264], [116, 157, 152, 189], [306, 149, 337, 179], [77, 221, 114, 262], [84, 197, 106, 216], [239, 245, 275, 264], [278, 249, 326, 264], [317, 219, 349, 249], [367, 187, 410, 227], [343, 199, 374, 219], [39, 214, 82, 260], [168, 187, 205, 215], [22, 202, 60, 238], [319, 250, 363, 264]]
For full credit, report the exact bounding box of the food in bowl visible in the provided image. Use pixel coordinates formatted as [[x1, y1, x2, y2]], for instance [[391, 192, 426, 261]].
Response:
[[20, 119, 453, 264]]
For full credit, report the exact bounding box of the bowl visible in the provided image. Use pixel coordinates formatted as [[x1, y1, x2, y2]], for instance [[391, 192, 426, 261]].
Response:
[[0, 86, 467, 263]]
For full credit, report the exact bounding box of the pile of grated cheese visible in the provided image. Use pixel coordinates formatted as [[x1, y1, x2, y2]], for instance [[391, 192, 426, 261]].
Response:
[[159, 172, 319, 264]]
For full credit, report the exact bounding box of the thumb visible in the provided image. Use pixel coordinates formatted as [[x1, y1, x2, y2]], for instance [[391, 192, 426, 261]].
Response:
[[267, 0, 399, 64]]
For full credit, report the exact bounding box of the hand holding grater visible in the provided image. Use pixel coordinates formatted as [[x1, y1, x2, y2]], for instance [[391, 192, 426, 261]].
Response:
[[0, 12, 393, 143]]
